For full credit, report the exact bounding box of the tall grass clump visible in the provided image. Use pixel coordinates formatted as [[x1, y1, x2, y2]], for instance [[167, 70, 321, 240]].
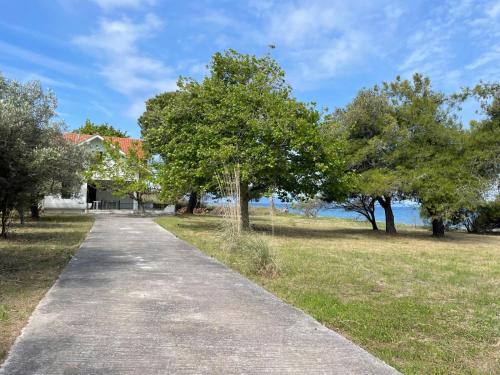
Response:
[[216, 166, 279, 277], [216, 166, 241, 250]]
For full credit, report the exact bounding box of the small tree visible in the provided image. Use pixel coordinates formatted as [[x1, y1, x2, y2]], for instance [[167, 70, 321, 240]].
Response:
[[86, 140, 155, 213], [0, 74, 86, 237], [342, 195, 378, 230], [292, 197, 327, 218], [139, 91, 201, 213], [324, 87, 402, 234]]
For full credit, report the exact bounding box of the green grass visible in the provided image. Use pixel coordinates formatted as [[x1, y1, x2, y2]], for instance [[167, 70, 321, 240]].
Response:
[[0, 214, 94, 362], [156, 211, 500, 374]]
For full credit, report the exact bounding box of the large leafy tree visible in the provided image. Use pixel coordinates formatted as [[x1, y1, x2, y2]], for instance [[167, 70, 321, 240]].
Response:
[[146, 50, 338, 229], [447, 83, 500, 232], [461, 83, 500, 183], [384, 74, 489, 236], [324, 88, 401, 234], [138, 92, 177, 137], [75, 119, 128, 137], [0, 74, 86, 237], [137, 91, 205, 212]]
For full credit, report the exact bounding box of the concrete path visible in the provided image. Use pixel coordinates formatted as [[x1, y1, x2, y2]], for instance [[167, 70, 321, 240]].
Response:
[[1, 216, 399, 374]]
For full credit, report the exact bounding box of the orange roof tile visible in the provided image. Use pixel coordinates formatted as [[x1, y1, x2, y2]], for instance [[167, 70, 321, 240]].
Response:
[[63, 133, 144, 157]]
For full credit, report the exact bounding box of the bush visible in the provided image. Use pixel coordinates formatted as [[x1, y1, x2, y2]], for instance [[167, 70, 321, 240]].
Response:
[[218, 225, 279, 277], [239, 235, 279, 277], [471, 201, 500, 233], [291, 197, 326, 218], [450, 200, 500, 233]]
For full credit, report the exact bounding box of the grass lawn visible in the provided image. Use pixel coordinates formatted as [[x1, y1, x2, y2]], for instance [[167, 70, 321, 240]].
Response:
[[0, 214, 94, 362], [156, 211, 500, 374]]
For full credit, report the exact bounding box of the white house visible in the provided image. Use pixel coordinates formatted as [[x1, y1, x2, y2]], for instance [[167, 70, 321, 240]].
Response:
[[43, 133, 142, 211]]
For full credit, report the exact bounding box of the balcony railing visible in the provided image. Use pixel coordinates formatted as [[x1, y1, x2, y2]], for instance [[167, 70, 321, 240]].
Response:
[[89, 200, 134, 210]]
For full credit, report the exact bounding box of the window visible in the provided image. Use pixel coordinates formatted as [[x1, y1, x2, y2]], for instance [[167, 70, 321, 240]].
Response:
[[61, 181, 72, 199]]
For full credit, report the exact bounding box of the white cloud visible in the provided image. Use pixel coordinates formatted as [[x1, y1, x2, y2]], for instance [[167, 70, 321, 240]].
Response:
[[486, 0, 500, 17], [193, 1, 390, 88], [247, 0, 275, 12], [256, 1, 394, 87], [0, 40, 81, 75], [399, 0, 500, 88], [92, 0, 156, 10], [73, 14, 177, 118], [199, 10, 238, 29], [466, 46, 500, 70], [125, 96, 152, 118], [90, 100, 113, 117]]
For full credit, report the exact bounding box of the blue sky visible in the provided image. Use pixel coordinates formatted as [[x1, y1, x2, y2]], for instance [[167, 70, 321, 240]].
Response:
[[1, 0, 499, 138]]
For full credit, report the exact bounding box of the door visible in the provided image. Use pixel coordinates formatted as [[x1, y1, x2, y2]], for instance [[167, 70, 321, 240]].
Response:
[[87, 184, 97, 204]]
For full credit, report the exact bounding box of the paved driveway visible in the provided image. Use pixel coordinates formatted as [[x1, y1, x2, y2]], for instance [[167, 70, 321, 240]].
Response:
[[1, 216, 399, 374]]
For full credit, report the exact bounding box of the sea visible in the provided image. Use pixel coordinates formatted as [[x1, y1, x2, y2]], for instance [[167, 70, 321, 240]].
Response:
[[247, 197, 425, 226]]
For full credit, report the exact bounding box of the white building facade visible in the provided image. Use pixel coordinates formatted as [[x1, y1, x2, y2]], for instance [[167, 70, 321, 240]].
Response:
[[43, 133, 139, 211]]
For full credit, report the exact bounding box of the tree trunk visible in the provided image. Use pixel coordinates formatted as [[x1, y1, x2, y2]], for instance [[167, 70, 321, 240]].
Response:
[[18, 208, 25, 225], [368, 217, 379, 231], [136, 193, 145, 214], [187, 191, 197, 214], [366, 198, 378, 231], [239, 182, 250, 231], [1, 200, 10, 238], [30, 204, 40, 220], [1, 209, 7, 239], [432, 218, 445, 237], [377, 196, 396, 234]]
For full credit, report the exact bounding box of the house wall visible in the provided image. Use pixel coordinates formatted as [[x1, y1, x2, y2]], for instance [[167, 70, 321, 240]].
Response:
[[43, 136, 142, 211], [43, 183, 87, 210], [95, 189, 135, 209]]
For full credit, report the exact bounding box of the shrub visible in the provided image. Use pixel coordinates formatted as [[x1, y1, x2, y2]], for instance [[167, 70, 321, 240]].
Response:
[[218, 226, 279, 277], [239, 234, 279, 277], [471, 201, 500, 233], [292, 197, 327, 218], [450, 200, 500, 233]]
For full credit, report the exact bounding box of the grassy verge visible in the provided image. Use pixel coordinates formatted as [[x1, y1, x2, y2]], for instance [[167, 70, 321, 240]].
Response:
[[156, 212, 500, 374], [0, 214, 94, 362]]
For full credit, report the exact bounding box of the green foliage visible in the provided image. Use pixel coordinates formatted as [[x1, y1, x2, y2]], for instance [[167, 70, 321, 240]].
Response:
[[325, 74, 498, 236], [138, 92, 177, 139], [324, 86, 401, 233], [382, 75, 491, 235], [141, 85, 211, 203], [75, 119, 128, 137], [142, 49, 343, 226], [450, 200, 500, 233], [462, 83, 500, 181], [241, 234, 279, 277], [291, 197, 327, 218], [443, 82, 500, 233], [86, 140, 155, 212], [218, 225, 279, 277], [0, 73, 86, 237], [470, 200, 500, 233]]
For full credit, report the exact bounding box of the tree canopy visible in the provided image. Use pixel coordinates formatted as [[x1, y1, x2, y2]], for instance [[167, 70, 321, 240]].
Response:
[[324, 87, 401, 233], [323, 74, 498, 236], [0, 74, 86, 237], [75, 119, 128, 137], [142, 49, 344, 229], [382, 75, 489, 236]]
